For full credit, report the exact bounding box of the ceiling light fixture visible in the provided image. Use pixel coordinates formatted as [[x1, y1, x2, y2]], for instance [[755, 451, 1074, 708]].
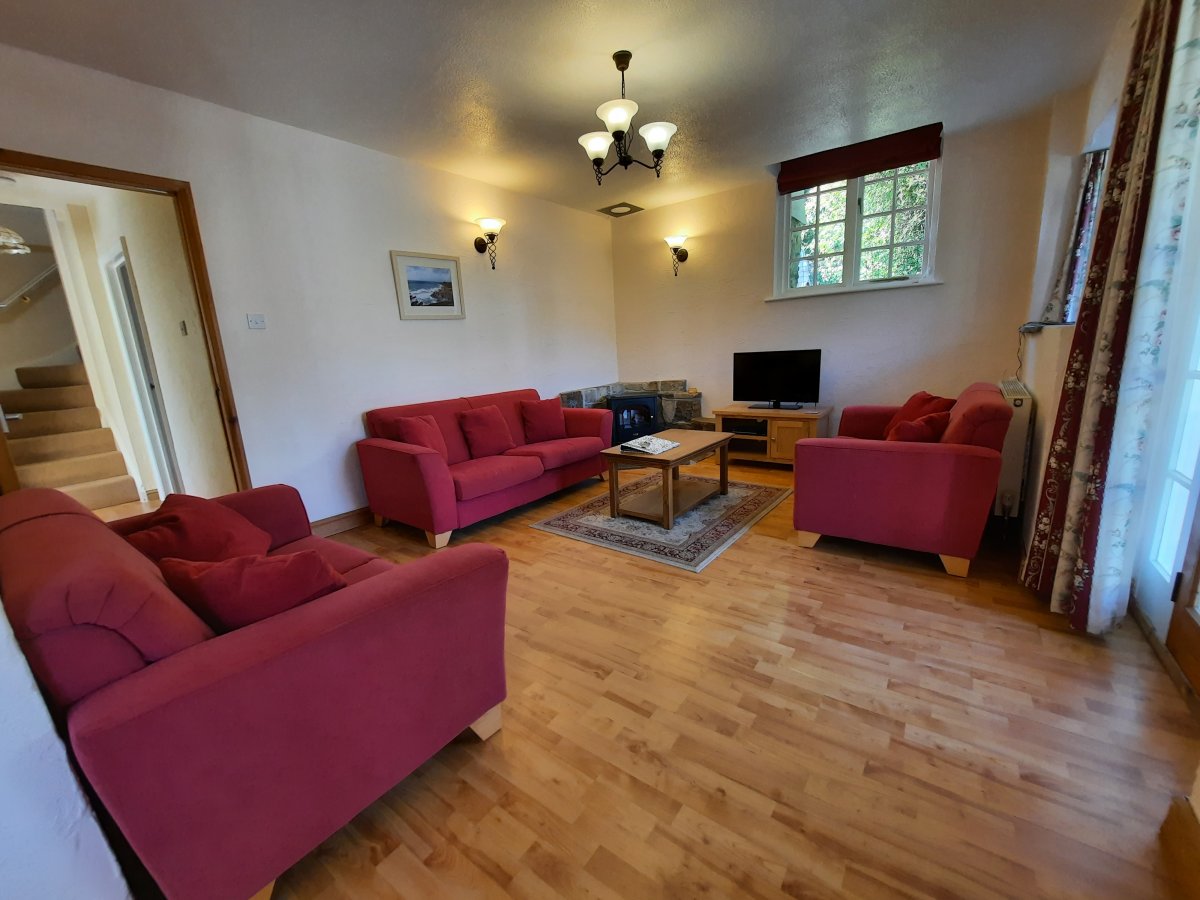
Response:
[[473, 218, 505, 269], [578, 51, 677, 186], [665, 235, 688, 276], [0, 226, 31, 255]]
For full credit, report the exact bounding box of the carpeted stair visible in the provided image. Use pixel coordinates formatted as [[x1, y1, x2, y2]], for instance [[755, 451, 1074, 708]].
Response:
[[3, 363, 140, 509]]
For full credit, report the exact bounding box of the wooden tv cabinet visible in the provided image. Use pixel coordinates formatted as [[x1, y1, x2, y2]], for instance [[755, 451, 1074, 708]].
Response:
[[712, 403, 832, 466]]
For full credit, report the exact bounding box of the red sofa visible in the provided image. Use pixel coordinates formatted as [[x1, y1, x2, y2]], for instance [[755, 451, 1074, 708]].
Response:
[[0, 484, 508, 900], [793, 382, 1013, 576], [357, 388, 612, 547]]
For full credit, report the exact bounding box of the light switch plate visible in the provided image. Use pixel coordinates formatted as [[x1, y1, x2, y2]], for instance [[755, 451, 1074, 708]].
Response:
[[247, 313, 267, 330]]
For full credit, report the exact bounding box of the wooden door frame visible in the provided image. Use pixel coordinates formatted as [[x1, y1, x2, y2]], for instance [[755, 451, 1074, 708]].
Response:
[[1167, 489, 1200, 692], [0, 148, 251, 491]]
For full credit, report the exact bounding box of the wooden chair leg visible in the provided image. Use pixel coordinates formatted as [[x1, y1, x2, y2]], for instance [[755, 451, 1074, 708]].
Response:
[[796, 530, 821, 548], [468, 704, 502, 740], [425, 530, 452, 549], [249, 880, 275, 900], [372, 514, 386, 527], [940, 555, 970, 577]]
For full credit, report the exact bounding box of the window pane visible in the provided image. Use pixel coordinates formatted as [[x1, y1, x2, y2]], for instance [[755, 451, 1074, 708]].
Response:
[[893, 244, 923, 277], [895, 208, 927, 244], [818, 223, 845, 254], [865, 168, 896, 181], [861, 214, 892, 248], [790, 227, 816, 258], [1155, 479, 1190, 573], [789, 258, 815, 289], [863, 180, 895, 215], [817, 256, 843, 285], [860, 248, 891, 280], [897, 173, 928, 208], [819, 189, 846, 222], [791, 195, 817, 228], [1174, 378, 1200, 478], [898, 161, 930, 174]]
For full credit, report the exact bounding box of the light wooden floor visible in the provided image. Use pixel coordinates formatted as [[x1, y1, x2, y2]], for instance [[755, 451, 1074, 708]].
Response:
[[275, 461, 1200, 900]]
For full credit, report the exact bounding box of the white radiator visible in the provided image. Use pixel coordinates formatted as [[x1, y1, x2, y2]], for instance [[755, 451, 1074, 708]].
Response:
[[995, 378, 1034, 517]]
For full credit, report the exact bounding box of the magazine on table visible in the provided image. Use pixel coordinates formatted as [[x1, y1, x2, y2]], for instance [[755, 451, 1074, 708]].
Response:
[[620, 435, 680, 454]]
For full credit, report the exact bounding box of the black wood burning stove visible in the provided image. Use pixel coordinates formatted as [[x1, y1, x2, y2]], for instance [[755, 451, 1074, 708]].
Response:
[[608, 393, 662, 444]]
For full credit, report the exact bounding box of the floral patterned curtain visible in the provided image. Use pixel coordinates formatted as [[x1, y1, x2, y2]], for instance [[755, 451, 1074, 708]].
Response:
[[1040, 150, 1108, 324], [1022, 0, 1191, 633]]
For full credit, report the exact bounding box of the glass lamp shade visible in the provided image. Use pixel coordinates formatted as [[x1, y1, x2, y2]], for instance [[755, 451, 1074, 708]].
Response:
[[664, 235, 688, 249], [578, 131, 615, 161], [0, 226, 31, 255], [596, 99, 638, 134], [638, 122, 677, 153], [475, 217, 506, 236]]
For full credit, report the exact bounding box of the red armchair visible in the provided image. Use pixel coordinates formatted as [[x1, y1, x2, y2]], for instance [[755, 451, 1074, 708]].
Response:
[[793, 383, 1012, 576], [0, 484, 508, 900]]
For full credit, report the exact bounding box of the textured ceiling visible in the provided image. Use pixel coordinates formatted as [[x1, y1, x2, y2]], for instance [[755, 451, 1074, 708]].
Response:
[[0, 0, 1131, 213]]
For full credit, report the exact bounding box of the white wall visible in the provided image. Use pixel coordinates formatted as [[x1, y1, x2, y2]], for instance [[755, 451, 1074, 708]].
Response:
[[611, 109, 1051, 422], [0, 43, 619, 521], [0, 619, 129, 900], [0, 204, 78, 391], [86, 188, 237, 498]]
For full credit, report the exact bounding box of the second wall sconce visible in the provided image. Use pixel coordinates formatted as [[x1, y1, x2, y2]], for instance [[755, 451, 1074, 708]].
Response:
[[474, 218, 506, 269], [665, 235, 688, 276]]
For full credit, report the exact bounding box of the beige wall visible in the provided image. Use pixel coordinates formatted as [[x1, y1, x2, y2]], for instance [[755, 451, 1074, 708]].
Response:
[[0, 43, 619, 520], [611, 109, 1051, 422], [86, 189, 237, 497]]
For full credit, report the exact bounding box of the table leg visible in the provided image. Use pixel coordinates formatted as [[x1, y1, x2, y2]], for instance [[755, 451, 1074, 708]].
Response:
[[662, 466, 675, 529], [672, 466, 680, 480], [608, 459, 620, 518], [719, 443, 729, 495]]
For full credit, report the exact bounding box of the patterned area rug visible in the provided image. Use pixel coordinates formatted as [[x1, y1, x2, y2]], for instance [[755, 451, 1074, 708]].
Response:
[[532, 475, 792, 572]]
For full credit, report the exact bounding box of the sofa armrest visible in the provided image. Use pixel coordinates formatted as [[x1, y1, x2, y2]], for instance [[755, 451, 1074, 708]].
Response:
[[68, 543, 508, 900], [215, 484, 312, 550], [794, 438, 1002, 559], [837, 405, 899, 439], [563, 407, 613, 441], [355, 437, 458, 533]]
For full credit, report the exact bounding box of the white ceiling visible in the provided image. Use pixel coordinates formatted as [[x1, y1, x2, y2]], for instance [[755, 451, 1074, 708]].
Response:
[[0, 0, 1131, 213]]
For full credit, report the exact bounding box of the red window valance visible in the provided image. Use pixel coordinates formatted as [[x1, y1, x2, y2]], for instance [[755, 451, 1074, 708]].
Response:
[[776, 123, 943, 195]]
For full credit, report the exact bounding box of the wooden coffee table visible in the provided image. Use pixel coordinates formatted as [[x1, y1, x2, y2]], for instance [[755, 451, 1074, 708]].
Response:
[[600, 428, 734, 529]]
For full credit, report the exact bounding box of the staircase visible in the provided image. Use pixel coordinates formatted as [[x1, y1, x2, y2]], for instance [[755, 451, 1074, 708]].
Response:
[[2, 364, 141, 509]]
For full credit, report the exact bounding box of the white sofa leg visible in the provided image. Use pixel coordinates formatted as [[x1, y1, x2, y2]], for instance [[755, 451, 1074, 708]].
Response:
[[796, 530, 821, 548], [468, 704, 502, 741], [425, 530, 452, 549]]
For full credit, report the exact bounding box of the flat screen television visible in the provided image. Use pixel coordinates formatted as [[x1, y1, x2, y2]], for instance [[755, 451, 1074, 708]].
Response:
[[733, 349, 821, 409]]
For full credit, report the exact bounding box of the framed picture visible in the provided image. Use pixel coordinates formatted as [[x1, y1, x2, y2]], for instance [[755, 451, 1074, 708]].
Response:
[[390, 251, 465, 320]]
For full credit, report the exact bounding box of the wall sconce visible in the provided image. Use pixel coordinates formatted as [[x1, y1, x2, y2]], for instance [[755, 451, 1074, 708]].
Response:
[[665, 235, 688, 276], [474, 218, 506, 269]]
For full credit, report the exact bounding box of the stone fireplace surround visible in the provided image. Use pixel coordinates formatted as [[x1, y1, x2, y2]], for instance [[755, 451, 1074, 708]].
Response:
[[558, 380, 703, 435]]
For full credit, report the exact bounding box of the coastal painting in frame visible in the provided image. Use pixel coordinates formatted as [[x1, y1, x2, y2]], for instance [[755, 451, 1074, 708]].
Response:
[[391, 251, 465, 320]]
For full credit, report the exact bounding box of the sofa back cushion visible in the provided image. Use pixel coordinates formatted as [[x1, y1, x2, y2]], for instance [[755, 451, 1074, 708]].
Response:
[[886, 411, 952, 443], [0, 488, 213, 710], [389, 414, 449, 460], [521, 397, 567, 442], [366, 398, 472, 464], [466, 389, 540, 448], [884, 391, 956, 438], [123, 494, 272, 563], [459, 405, 518, 458], [941, 382, 1014, 451]]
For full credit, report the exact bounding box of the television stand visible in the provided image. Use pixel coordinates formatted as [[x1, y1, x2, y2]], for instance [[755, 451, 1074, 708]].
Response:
[[748, 401, 807, 410], [713, 403, 832, 466]]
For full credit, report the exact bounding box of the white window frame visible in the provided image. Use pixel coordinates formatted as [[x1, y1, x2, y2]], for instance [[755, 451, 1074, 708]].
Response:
[[772, 159, 942, 300]]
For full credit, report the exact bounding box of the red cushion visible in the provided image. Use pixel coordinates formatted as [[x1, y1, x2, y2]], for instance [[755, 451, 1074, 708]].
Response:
[[885, 411, 952, 442], [124, 494, 271, 563], [449, 455, 544, 501], [520, 398, 567, 443], [505, 436, 604, 470], [458, 405, 516, 458], [884, 391, 956, 439], [391, 414, 449, 460], [159, 550, 347, 632]]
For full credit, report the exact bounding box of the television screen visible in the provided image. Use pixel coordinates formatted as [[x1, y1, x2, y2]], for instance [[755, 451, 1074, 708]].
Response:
[[733, 349, 821, 408]]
